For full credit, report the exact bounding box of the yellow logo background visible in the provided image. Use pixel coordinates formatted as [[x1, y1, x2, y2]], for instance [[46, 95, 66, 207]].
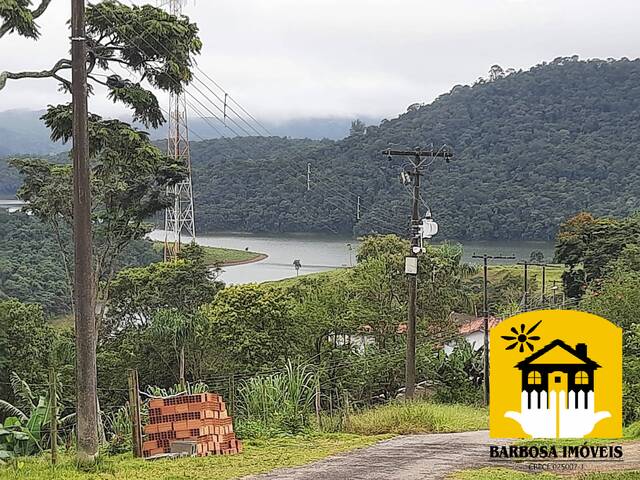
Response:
[[490, 310, 622, 438]]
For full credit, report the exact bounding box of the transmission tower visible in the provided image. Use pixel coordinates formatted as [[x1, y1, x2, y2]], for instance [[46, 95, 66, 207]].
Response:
[[158, 0, 196, 262]]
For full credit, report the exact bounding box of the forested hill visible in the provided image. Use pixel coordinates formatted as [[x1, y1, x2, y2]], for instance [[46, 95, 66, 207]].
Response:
[[4, 57, 640, 239], [187, 57, 640, 240]]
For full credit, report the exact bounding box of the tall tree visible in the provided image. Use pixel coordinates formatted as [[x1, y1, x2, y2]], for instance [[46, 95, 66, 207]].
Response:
[[105, 244, 221, 335], [0, 0, 201, 463], [555, 212, 640, 298]]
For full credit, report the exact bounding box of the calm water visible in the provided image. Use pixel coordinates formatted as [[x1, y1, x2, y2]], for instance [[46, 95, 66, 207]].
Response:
[[149, 231, 554, 285]]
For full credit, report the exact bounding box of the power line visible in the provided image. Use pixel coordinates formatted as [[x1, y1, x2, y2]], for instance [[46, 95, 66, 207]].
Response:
[[117, 1, 401, 229], [99, 2, 418, 236], [94, 6, 369, 235]]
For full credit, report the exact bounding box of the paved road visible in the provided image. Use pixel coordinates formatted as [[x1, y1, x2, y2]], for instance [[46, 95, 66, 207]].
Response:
[[247, 432, 640, 480], [247, 431, 506, 480]]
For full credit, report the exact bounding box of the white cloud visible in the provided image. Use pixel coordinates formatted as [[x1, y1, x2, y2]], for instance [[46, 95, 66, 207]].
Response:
[[1, 0, 639, 122]]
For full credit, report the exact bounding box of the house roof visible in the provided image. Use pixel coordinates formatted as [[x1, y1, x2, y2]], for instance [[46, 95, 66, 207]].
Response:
[[515, 339, 601, 370], [458, 316, 501, 335]]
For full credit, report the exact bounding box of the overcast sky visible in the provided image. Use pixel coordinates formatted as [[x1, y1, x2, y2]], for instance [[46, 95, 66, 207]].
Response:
[[1, 0, 640, 123]]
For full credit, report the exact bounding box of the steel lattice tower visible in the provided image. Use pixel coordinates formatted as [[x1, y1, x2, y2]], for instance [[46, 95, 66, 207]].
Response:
[[158, 0, 196, 262]]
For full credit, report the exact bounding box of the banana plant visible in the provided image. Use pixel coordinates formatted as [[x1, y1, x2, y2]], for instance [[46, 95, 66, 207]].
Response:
[[0, 373, 75, 460]]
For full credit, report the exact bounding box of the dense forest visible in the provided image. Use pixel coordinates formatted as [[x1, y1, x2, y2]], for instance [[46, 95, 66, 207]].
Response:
[[187, 57, 640, 239], [0, 212, 161, 315], [3, 57, 640, 239]]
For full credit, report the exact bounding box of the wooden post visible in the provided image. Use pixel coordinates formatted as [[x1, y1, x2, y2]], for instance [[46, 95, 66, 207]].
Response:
[[328, 390, 333, 418], [127, 369, 143, 458], [228, 374, 236, 417], [49, 367, 58, 465], [315, 377, 321, 428], [342, 391, 350, 429]]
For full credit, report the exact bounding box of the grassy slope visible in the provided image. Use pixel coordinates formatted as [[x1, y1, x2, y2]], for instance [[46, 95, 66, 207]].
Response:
[[0, 434, 387, 480], [267, 268, 347, 286], [152, 242, 264, 266], [480, 264, 565, 286], [450, 469, 640, 480], [346, 402, 488, 436]]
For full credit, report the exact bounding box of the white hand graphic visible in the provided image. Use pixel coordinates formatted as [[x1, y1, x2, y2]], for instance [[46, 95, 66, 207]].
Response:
[[504, 390, 557, 438], [558, 390, 611, 438]]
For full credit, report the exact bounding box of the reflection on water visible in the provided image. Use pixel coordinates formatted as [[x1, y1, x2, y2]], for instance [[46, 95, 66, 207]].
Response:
[[148, 231, 555, 285]]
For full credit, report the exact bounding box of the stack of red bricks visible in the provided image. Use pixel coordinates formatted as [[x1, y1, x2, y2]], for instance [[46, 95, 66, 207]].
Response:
[[142, 392, 243, 458]]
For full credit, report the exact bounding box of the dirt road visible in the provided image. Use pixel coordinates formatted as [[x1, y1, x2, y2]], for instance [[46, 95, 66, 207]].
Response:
[[247, 431, 640, 480]]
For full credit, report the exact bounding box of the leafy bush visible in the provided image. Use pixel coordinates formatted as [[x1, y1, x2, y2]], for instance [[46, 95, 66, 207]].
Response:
[[580, 269, 640, 425], [103, 406, 131, 455], [624, 420, 640, 439], [431, 340, 483, 405], [145, 381, 210, 399]]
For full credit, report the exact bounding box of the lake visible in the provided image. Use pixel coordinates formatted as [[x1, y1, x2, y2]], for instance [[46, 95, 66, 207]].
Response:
[[148, 231, 554, 285]]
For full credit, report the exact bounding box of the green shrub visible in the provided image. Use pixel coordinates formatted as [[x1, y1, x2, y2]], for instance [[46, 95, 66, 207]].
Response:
[[624, 420, 640, 439], [345, 401, 487, 435], [431, 340, 483, 405]]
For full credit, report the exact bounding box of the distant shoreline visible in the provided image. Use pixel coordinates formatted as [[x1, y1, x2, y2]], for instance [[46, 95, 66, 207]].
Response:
[[217, 253, 268, 267], [151, 241, 267, 267]]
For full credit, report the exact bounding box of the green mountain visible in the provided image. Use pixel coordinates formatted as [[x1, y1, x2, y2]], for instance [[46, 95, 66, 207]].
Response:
[[4, 57, 640, 239], [189, 57, 640, 240]]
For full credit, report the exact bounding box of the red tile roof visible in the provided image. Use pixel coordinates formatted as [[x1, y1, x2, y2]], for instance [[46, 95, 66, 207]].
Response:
[[458, 316, 501, 335]]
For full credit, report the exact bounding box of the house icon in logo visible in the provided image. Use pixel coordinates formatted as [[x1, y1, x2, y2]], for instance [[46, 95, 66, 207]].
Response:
[[516, 340, 600, 408]]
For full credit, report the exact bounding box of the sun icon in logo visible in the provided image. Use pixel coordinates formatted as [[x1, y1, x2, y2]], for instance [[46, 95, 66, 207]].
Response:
[[501, 320, 542, 352]]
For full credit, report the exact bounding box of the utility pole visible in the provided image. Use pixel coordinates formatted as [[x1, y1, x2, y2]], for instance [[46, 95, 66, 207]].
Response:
[[159, 0, 196, 262], [307, 163, 311, 191], [383, 147, 453, 400], [356, 196, 361, 221], [71, 0, 99, 464], [472, 254, 515, 406]]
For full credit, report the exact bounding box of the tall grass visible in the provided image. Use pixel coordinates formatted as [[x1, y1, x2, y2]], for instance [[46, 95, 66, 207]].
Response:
[[345, 401, 488, 435], [237, 361, 316, 436]]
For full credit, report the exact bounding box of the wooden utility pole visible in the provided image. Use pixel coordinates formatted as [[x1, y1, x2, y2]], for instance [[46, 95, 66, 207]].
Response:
[[127, 370, 143, 458], [71, 0, 98, 464], [472, 254, 515, 406], [382, 147, 453, 399], [49, 368, 58, 465]]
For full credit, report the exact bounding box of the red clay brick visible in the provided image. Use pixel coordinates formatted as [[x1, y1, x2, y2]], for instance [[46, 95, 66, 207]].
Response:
[[155, 422, 173, 433]]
